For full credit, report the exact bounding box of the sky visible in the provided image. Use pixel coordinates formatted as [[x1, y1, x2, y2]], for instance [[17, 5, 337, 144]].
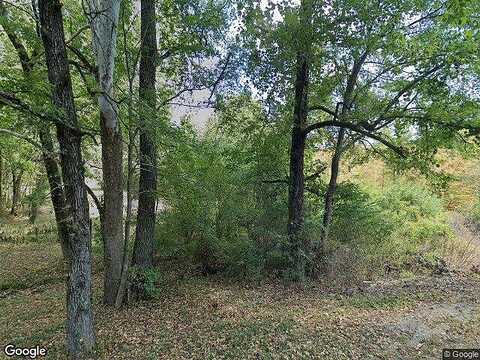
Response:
[[172, 0, 298, 132]]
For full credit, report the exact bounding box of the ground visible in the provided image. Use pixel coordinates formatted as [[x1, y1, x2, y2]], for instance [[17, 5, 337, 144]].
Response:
[[0, 217, 479, 359]]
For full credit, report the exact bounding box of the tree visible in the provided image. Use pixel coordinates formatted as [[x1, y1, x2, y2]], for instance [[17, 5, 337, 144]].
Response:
[[84, 0, 124, 305], [133, 0, 158, 269], [286, 0, 313, 278], [38, 0, 96, 355], [240, 0, 478, 277], [131, 0, 234, 269], [0, 0, 72, 263]]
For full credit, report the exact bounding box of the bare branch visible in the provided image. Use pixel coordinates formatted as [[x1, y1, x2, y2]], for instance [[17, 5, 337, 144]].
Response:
[[207, 52, 232, 103]]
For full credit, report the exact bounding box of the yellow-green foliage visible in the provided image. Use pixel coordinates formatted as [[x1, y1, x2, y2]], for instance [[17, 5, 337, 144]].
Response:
[[327, 181, 454, 277]]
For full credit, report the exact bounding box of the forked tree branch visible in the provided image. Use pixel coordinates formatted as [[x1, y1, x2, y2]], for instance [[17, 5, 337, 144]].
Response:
[[303, 120, 405, 157]]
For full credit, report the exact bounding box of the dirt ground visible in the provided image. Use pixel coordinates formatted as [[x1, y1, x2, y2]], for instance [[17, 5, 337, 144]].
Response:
[[1, 235, 479, 359]]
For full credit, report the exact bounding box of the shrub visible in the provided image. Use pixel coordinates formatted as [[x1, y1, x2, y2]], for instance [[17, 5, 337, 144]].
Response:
[[155, 114, 289, 279], [325, 181, 455, 279], [129, 267, 161, 300]]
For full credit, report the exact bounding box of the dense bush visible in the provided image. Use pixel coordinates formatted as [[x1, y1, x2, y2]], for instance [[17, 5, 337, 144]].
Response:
[[156, 103, 290, 278], [154, 98, 462, 282], [326, 180, 453, 279]]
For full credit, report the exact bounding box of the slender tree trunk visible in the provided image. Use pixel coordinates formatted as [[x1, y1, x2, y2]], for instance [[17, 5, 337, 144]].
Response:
[[38, 0, 95, 356], [39, 125, 73, 265], [85, 0, 124, 306], [319, 128, 345, 252], [133, 0, 157, 269], [115, 83, 136, 308], [115, 10, 138, 307], [315, 51, 367, 262], [10, 169, 22, 216], [124, 125, 135, 256], [28, 174, 43, 224]]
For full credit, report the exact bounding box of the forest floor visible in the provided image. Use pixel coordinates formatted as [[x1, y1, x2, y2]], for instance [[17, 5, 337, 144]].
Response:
[[0, 217, 479, 359]]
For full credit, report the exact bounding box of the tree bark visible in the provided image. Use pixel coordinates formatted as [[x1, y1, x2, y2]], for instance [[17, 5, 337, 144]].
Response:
[[319, 128, 345, 252], [287, 118, 306, 236], [39, 125, 73, 265], [10, 169, 23, 216], [38, 0, 96, 356], [85, 0, 124, 306], [133, 0, 157, 269]]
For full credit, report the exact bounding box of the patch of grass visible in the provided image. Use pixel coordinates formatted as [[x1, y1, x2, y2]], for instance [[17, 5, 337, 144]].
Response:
[[341, 294, 416, 310], [0, 242, 65, 293]]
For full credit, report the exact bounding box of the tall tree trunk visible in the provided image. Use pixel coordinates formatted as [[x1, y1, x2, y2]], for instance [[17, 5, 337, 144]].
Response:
[[10, 169, 22, 216], [28, 174, 43, 224], [99, 118, 124, 305], [286, 0, 312, 279], [38, 0, 96, 356], [133, 0, 157, 269], [315, 51, 368, 262], [319, 128, 345, 253], [115, 80, 136, 308], [85, 0, 124, 306], [39, 125, 72, 265]]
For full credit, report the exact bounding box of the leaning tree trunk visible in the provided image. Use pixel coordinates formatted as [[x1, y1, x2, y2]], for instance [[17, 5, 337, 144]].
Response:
[[85, 0, 124, 306], [319, 128, 345, 253], [39, 125, 73, 266], [133, 0, 158, 269], [38, 0, 95, 356]]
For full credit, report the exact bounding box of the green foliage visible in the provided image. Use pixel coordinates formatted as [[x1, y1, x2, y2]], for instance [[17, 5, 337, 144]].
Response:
[[156, 97, 291, 278], [329, 183, 393, 246], [327, 180, 453, 276], [129, 267, 162, 300]]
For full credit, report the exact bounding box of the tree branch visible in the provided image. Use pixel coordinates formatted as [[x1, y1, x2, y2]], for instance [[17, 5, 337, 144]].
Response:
[[303, 120, 405, 157], [85, 183, 103, 216], [0, 91, 99, 141], [308, 104, 336, 117], [0, 128, 43, 149], [66, 44, 97, 76], [207, 52, 232, 103], [373, 63, 445, 128], [0, 0, 33, 72]]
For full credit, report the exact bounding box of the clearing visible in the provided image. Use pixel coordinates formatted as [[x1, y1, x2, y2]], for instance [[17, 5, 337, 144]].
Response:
[[0, 228, 479, 359]]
